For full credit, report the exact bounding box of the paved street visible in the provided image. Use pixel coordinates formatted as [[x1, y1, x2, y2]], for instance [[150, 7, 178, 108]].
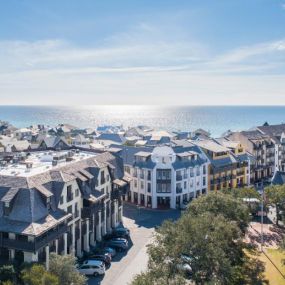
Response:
[[88, 203, 181, 285]]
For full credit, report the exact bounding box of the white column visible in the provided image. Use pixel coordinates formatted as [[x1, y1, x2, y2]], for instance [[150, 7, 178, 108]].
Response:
[[64, 233, 68, 255], [9, 249, 15, 260], [152, 196, 157, 209], [170, 196, 176, 209], [71, 224, 75, 255], [118, 203, 123, 223], [45, 245, 50, 270], [131, 191, 134, 203], [55, 239, 58, 254]]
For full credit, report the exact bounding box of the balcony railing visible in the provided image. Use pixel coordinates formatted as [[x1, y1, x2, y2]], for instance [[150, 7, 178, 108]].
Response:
[[0, 224, 68, 252]]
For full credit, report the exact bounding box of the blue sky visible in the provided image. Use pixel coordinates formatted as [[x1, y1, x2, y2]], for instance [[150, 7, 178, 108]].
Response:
[[0, 0, 285, 105]]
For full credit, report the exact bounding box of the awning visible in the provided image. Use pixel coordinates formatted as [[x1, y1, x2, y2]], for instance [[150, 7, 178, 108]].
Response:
[[113, 179, 127, 187], [123, 175, 132, 183]]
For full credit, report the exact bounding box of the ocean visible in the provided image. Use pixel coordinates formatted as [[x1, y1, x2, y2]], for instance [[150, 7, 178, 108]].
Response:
[[0, 105, 284, 137]]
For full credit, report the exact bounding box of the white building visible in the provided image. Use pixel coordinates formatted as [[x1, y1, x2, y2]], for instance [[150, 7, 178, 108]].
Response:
[[121, 145, 209, 209]]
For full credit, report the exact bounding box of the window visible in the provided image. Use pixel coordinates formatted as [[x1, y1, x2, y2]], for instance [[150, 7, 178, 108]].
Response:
[[74, 203, 79, 218], [134, 180, 137, 188], [147, 183, 151, 193], [147, 170, 151, 180], [203, 177, 206, 186], [67, 185, 73, 202], [190, 180, 193, 187], [190, 168, 194, 177], [203, 165, 206, 175], [75, 189, 79, 197], [67, 205, 72, 215], [60, 195, 63, 205], [184, 181, 187, 189], [141, 181, 144, 189], [196, 167, 200, 176], [156, 182, 171, 193]]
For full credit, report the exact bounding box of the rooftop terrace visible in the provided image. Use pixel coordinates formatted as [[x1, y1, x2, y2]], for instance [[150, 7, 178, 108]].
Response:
[[0, 150, 97, 177]]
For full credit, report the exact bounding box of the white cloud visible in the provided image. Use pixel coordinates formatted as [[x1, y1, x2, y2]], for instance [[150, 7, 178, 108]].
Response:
[[0, 35, 284, 105]]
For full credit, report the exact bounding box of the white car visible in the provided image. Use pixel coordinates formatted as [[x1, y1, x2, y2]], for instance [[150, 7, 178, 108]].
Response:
[[77, 260, 105, 276]]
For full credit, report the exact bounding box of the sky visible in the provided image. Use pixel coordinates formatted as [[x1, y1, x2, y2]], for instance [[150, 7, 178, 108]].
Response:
[[0, 0, 285, 105]]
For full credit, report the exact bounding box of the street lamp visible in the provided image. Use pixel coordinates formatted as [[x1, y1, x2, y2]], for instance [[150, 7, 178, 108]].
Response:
[[256, 181, 264, 252]]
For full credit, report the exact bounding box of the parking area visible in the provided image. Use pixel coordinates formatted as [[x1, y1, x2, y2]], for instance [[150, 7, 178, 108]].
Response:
[[88, 203, 181, 285]]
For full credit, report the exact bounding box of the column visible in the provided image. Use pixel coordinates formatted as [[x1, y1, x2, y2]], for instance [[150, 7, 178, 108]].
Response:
[[55, 239, 58, 254], [152, 196, 157, 209], [96, 212, 102, 242], [131, 191, 134, 203], [64, 233, 68, 255], [170, 196, 176, 209], [71, 224, 75, 255], [45, 245, 50, 270], [9, 249, 15, 261]]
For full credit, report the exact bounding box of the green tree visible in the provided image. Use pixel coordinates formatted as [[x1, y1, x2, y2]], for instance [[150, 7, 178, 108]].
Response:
[[49, 253, 87, 285], [0, 265, 15, 283], [131, 193, 266, 285], [265, 185, 285, 225], [187, 192, 250, 233], [21, 264, 58, 285]]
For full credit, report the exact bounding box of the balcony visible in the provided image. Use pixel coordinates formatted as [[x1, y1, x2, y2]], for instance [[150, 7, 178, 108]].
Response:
[[0, 223, 68, 252]]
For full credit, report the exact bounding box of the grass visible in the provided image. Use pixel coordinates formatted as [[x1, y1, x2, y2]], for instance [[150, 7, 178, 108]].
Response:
[[258, 248, 285, 285]]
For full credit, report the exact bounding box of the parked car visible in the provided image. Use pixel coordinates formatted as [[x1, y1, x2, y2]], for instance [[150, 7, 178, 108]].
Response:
[[90, 245, 116, 258], [77, 260, 105, 276], [87, 254, 111, 266], [105, 238, 128, 251], [113, 227, 130, 239], [102, 246, 117, 257]]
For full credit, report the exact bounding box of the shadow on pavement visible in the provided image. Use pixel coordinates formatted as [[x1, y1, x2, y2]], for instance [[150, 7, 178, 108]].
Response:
[[123, 202, 181, 229]]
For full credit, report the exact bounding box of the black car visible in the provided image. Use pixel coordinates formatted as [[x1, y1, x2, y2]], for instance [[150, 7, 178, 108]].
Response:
[[88, 254, 111, 266], [105, 238, 128, 251], [113, 227, 130, 239]]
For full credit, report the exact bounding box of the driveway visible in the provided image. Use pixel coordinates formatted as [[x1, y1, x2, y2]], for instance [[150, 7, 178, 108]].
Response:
[[88, 203, 181, 285]]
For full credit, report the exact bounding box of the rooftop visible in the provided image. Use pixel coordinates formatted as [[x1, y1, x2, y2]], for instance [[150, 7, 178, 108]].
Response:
[[0, 150, 97, 177], [192, 140, 229, 153]]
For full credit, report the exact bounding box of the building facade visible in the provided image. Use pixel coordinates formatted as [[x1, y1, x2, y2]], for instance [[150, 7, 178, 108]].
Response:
[[192, 139, 250, 191], [121, 145, 209, 209], [0, 150, 128, 268]]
